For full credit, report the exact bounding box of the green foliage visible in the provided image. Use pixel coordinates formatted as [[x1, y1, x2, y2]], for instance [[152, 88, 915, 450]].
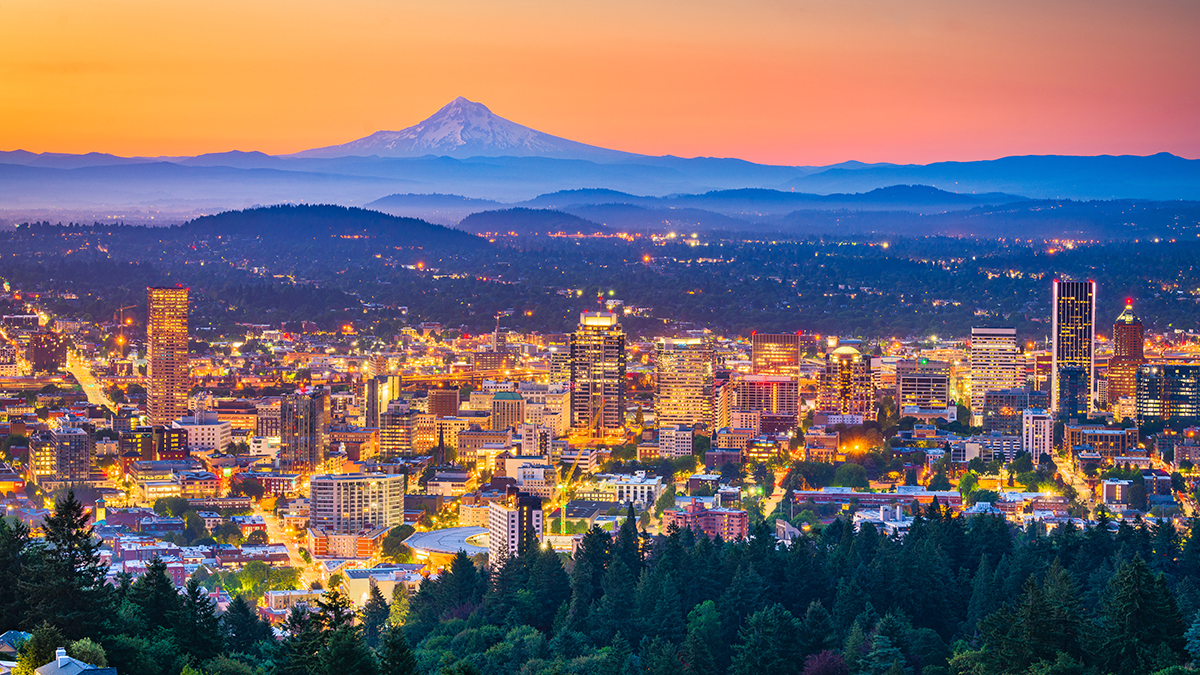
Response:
[[382, 525, 416, 564], [831, 463, 869, 489], [654, 485, 677, 518], [14, 622, 64, 675]]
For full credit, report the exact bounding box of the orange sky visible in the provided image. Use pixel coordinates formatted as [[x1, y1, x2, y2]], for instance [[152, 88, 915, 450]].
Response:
[[1, 0, 1198, 165]]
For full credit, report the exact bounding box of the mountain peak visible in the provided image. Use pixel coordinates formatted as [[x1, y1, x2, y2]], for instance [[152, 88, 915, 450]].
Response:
[[291, 98, 636, 161]]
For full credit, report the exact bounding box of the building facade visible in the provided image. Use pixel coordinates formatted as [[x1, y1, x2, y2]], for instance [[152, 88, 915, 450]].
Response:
[[570, 312, 626, 434], [654, 337, 715, 430], [309, 473, 406, 534], [280, 387, 330, 472], [1108, 301, 1145, 405], [819, 346, 873, 420], [487, 490, 543, 567], [751, 333, 803, 379], [146, 286, 190, 426], [1137, 365, 1200, 425], [1051, 279, 1096, 415], [970, 327, 1022, 421]]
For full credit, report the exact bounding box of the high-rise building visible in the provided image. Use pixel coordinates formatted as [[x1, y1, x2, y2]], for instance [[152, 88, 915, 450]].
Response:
[[487, 488, 543, 567], [365, 375, 401, 428], [280, 387, 329, 472], [982, 389, 1030, 436], [1058, 366, 1090, 421], [52, 426, 94, 482], [654, 337, 716, 430], [895, 359, 951, 409], [1137, 365, 1200, 425], [818, 346, 873, 421], [146, 287, 190, 426], [1108, 301, 1145, 405], [309, 473, 406, 533], [751, 333, 803, 379], [547, 345, 571, 383], [491, 392, 526, 432], [428, 388, 460, 419], [1022, 408, 1053, 462], [30, 431, 58, 482], [570, 312, 626, 433], [970, 327, 1022, 421], [734, 375, 800, 416], [1052, 279, 1096, 414]]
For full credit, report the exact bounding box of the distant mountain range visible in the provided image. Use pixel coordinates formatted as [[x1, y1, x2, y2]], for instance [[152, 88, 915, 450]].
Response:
[[0, 97, 1198, 227]]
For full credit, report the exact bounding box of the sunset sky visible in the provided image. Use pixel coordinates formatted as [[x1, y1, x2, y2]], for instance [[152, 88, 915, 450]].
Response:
[[1, 0, 1198, 165]]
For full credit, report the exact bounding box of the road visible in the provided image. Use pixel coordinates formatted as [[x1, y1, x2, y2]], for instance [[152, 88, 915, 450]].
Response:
[[66, 351, 113, 408], [258, 504, 322, 589]]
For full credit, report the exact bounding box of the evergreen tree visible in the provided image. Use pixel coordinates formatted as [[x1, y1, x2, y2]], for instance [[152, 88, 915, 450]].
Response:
[[566, 525, 610, 631], [613, 503, 644, 578], [127, 556, 183, 631], [0, 518, 31, 623], [275, 605, 323, 675], [223, 595, 270, 654], [21, 491, 110, 639], [14, 622, 64, 675], [389, 583, 410, 627], [1096, 556, 1185, 675], [321, 627, 377, 675], [360, 585, 390, 649], [681, 601, 719, 675], [527, 546, 570, 632], [378, 626, 418, 675], [858, 635, 911, 675], [316, 588, 356, 632], [799, 600, 837, 657], [728, 604, 801, 675], [171, 576, 223, 662]]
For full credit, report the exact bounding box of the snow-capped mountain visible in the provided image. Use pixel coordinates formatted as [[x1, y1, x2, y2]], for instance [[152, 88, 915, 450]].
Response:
[[292, 97, 637, 161]]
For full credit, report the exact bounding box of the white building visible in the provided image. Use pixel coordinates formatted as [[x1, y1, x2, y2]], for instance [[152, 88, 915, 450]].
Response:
[[657, 425, 695, 459], [487, 492, 543, 567], [172, 411, 233, 452], [1023, 408, 1054, 462], [515, 462, 557, 499], [310, 473, 406, 534], [603, 471, 666, 508], [969, 327, 1022, 423]]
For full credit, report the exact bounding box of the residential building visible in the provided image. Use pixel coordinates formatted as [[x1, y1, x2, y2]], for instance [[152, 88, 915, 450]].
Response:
[[1022, 408, 1053, 461], [309, 473, 406, 534], [487, 489, 543, 567], [661, 498, 749, 541], [657, 425, 694, 459]]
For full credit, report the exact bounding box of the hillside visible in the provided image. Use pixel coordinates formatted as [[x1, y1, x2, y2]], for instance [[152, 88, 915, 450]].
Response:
[[456, 208, 610, 235]]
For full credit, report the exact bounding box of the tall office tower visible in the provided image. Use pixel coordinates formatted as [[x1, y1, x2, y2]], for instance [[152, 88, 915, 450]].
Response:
[[1137, 365, 1200, 425], [895, 359, 951, 408], [365, 375, 401, 428], [255, 398, 282, 437], [1052, 279, 1096, 414], [1022, 408, 1054, 462], [751, 333, 803, 378], [487, 488, 543, 567], [428, 388, 460, 419], [379, 406, 415, 456], [734, 375, 800, 415], [146, 286, 190, 426], [1057, 366, 1089, 421], [982, 389, 1030, 435], [969, 327, 1022, 421], [52, 426, 93, 482], [491, 392, 526, 432], [548, 345, 572, 383], [654, 337, 716, 430], [280, 387, 330, 472], [818, 346, 873, 420], [494, 328, 509, 354], [1108, 301, 1145, 405], [570, 312, 626, 433], [309, 473, 406, 533]]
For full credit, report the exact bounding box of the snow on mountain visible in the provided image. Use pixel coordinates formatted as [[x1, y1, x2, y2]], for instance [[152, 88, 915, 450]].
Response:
[[292, 97, 638, 161]]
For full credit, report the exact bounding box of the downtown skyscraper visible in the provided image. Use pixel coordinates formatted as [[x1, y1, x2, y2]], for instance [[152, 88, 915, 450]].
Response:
[[1108, 300, 1145, 405], [1051, 279, 1096, 415], [654, 337, 716, 430], [570, 312, 626, 434], [146, 286, 189, 426], [969, 327, 1022, 423], [751, 333, 803, 379], [280, 386, 330, 472]]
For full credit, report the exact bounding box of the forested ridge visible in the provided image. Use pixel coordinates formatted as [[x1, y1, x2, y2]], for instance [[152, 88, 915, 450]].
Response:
[[6, 493, 1200, 675]]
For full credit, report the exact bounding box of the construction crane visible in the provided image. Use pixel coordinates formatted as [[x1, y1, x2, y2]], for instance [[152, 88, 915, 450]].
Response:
[[114, 304, 137, 348]]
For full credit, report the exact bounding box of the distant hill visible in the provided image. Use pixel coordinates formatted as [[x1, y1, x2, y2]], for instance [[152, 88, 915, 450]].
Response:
[[180, 204, 486, 248], [457, 208, 610, 235], [559, 203, 755, 232]]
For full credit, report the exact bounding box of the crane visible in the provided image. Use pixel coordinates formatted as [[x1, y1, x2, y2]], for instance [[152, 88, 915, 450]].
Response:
[[114, 304, 136, 349]]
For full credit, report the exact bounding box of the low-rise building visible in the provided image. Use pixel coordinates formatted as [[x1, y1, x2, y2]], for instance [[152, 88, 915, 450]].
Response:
[[661, 497, 749, 541]]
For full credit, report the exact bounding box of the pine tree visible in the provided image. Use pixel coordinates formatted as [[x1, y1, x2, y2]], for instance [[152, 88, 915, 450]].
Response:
[[378, 626, 418, 675], [21, 491, 111, 639], [728, 604, 801, 675], [527, 546, 570, 632], [128, 556, 183, 631], [566, 525, 610, 631], [360, 585, 390, 649], [590, 557, 636, 644], [317, 588, 356, 631], [275, 604, 323, 675], [389, 583, 410, 627], [223, 594, 270, 654], [963, 553, 997, 635], [613, 503, 643, 578], [321, 627, 377, 675], [171, 576, 223, 662], [680, 601, 719, 675], [1096, 556, 1185, 675], [0, 517, 31, 623], [14, 622, 64, 675], [799, 600, 837, 657]]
